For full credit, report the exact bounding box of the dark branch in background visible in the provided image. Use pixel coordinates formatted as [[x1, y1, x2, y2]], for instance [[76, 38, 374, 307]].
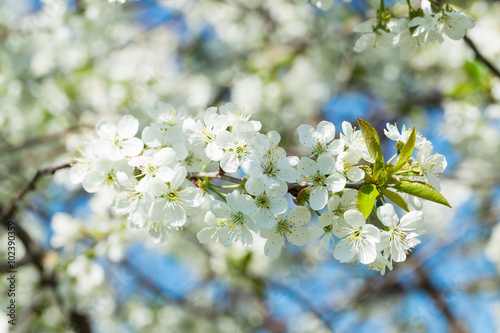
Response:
[[463, 35, 500, 79], [0, 162, 73, 223], [0, 162, 91, 333], [0, 125, 92, 155], [415, 266, 468, 333]]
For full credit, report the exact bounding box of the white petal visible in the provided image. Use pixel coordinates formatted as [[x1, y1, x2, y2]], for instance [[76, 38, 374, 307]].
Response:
[[117, 115, 139, 139], [141, 126, 163, 147], [326, 173, 346, 193], [210, 200, 231, 218], [297, 124, 315, 148], [82, 171, 103, 193], [170, 166, 187, 189], [288, 206, 311, 226], [216, 131, 234, 150], [197, 226, 217, 244], [121, 138, 144, 157], [149, 200, 166, 222], [254, 209, 276, 229], [309, 187, 328, 210], [220, 152, 239, 173], [270, 197, 288, 215], [245, 177, 265, 196], [316, 121, 336, 143], [264, 234, 284, 259], [377, 203, 399, 228], [96, 120, 116, 139], [400, 211, 423, 229], [297, 157, 317, 176], [344, 210, 366, 228], [316, 154, 336, 175], [239, 227, 253, 247], [165, 205, 187, 226], [358, 240, 377, 264], [206, 141, 224, 161], [333, 238, 356, 262], [288, 227, 310, 246]]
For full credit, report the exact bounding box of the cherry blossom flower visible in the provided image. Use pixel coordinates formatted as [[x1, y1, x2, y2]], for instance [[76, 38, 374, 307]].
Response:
[[183, 106, 228, 161], [261, 206, 311, 259], [82, 157, 134, 193], [340, 121, 373, 163], [242, 146, 300, 189], [216, 120, 259, 173], [149, 165, 203, 226], [297, 120, 344, 157], [377, 203, 424, 262], [197, 191, 257, 247], [335, 149, 365, 182], [245, 178, 288, 229], [297, 155, 346, 210], [318, 189, 358, 231], [417, 142, 447, 190], [95, 115, 144, 161], [128, 148, 176, 192], [333, 210, 381, 264]]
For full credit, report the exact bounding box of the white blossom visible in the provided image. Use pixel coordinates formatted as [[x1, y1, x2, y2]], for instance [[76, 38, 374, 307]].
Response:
[[377, 203, 424, 262], [95, 115, 144, 161], [297, 120, 344, 157], [297, 155, 346, 210], [333, 210, 381, 264], [197, 191, 257, 247], [261, 206, 311, 259]]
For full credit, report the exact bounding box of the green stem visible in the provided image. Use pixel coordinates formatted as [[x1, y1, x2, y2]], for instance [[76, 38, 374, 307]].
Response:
[[379, 0, 385, 21], [207, 185, 227, 201], [371, 208, 386, 230], [386, 153, 398, 164], [212, 184, 241, 189], [406, 0, 414, 16]]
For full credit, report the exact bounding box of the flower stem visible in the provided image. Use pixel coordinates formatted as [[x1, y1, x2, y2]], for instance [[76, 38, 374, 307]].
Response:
[[212, 184, 241, 189], [371, 208, 386, 229], [386, 153, 398, 164], [379, 0, 385, 21], [207, 185, 227, 201]]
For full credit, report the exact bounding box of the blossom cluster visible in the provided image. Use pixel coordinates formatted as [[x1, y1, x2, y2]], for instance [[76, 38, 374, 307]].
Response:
[[70, 103, 448, 274], [353, 1, 475, 58]]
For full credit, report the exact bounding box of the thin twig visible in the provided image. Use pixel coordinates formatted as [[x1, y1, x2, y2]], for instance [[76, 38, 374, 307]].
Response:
[[188, 171, 242, 184], [0, 162, 91, 332], [0, 162, 74, 223], [463, 35, 500, 79]]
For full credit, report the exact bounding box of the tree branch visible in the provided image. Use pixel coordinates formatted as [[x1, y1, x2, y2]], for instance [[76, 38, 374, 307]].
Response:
[[0, 162, 73, 224], [464, 35, 500, 79], [0, 162, 92, 332]]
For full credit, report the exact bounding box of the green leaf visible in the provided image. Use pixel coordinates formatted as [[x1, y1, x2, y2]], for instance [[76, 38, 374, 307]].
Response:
[[393, 180, 451, 208], [357, 118, 384, 180], [379, 187, 410, 212], [357, 184, 379, 219], [393, 127, 416, 172]]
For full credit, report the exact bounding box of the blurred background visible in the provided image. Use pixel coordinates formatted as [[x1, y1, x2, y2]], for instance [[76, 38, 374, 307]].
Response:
[[1, 0, 500, 332]]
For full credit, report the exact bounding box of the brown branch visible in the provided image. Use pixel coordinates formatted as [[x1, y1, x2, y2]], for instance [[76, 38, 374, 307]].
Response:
[[415, 266, 468, 333], [0, 125, 92, 155], [0, 162, 92, 332], [0, 162, 74, 224], [464, 35, 500, 79]]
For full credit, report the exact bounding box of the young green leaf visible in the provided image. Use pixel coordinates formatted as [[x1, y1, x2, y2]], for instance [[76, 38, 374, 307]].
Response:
[[357, 184, 379, 219], [379, 187, 410, 212], [356, 118, 384, 181], [393, 127, 416, 172], [393, 180, 451, 208]]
